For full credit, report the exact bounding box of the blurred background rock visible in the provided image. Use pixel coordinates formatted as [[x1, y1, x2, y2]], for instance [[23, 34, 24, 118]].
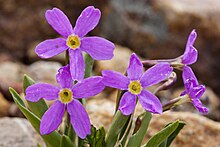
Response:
[[0, 0, 220, 146]]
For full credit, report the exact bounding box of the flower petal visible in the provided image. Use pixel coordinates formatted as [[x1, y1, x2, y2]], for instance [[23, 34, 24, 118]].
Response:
[[191, 98, 208, 114], [73, 6, 101, 37], [40, 101, 65, 135], [138, 90, 162, 114], [182, 66, 199, 86], [184, 29, 197, 54], [80, 37, 115, 60], [35, 38, 68, 59], [69, 49, 85, 81], [25, 83, 60, 102], [45, 8, 72, 38], [127, 53, 143, 80], [182, 46, 198, 65], [67, 99, 91, 139], [189, 85, 206, 99], [102, 70, 130, 90], [72, 76, 105, 98], [140, 62, 173, 88], [56, 65, 73, 89], [119, 92, 136, 115]]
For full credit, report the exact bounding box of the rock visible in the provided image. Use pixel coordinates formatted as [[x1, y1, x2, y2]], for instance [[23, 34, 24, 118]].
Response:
[[101, 0, 220, 95], [0, 93, 11, 117], [0, 61, 26, 100], [146, 112, 220, 147], [0, 117, 45, 147], [87, 98, 220, 146], [27, 61, 62, 85]]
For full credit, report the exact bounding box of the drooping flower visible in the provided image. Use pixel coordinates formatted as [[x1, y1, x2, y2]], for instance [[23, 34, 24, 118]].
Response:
[[35, 6, 115, 81], [102, 53, 173, 115], [25, 65, 105, 139], [181, 65, 208, 114], [142, 29, 198, 68]]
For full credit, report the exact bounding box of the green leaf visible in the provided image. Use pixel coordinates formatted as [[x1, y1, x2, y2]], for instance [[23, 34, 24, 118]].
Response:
[[127, 111, 152, 147], [144, 120, 180, 147], [23, 74, 48, 119], [9, 87, 61, 147], [159, 121, 185, 147], [105, 110, 129, 147], [84, 53, 94, 78], [86, 126, 106, 147], [60, 135, 75, 147]]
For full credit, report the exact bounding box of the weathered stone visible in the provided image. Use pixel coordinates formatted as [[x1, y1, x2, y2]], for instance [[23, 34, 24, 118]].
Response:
[[87, 98, 220, 147], [101, 0, 220, 95], [0, 117, 45, 147], [146, 112, 220, 147], [0, 61, 26, 100], [27, 61, 62, 85]]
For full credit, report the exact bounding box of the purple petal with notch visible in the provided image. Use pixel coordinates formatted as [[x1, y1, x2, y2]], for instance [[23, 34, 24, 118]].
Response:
[[80, 37, 115, 60], [69, 49, 85, 81], [67, 99, 91, 139], [40, 100, 65, 135], [140, 62, 173, 88], [138, 90, 162, 114], [45, 8, 72, 38], [191, 98, 208, 114], [56, 65, 73, 89], [102, 70, 130, 90], [72, 76, 105, 99], [73, 6, 101, 38], [118, 92, 136, 115], [182, 66, 199, 86], [35, 38, 68, 59], [26, 83, 60, 102], [127, 53, 143, 80]]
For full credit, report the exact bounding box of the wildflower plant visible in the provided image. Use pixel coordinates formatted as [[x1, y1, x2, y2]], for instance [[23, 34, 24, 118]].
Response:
[[9, 6, 208, 147]]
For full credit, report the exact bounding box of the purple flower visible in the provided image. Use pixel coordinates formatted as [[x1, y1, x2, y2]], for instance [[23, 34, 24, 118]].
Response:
[[35, 6, 115, 81], [181, 66, 208, 114], [102, 53, 173, 115], [25, 65, 105, 139]]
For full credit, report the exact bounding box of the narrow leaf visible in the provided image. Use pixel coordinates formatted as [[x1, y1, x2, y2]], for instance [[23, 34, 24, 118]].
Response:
[[84, 53, 94, 78], [159, 121, 185, 147], [60, 135, 74, 147], [105, 110, 129, 147], [127, 111, 152, 147], [9, 87, 61, 147], [144, 120, 180, 147], [23, 74, 48, 118]]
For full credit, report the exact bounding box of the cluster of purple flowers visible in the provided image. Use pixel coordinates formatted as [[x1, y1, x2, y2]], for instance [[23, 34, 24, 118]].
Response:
[[25, 6, 208, 139]]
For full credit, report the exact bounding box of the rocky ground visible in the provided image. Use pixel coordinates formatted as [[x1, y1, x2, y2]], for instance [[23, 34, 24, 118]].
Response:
[[0, 0, 220, 146]]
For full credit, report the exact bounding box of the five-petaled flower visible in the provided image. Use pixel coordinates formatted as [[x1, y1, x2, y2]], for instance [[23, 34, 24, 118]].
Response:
[[102, 53, 173, 115], [181, 65, 208, 114], [25, 65, 105, 139], [35, 6, 115, 81]]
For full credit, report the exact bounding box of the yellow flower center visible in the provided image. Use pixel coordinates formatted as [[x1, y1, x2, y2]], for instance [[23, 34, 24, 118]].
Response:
[[128, 80, 142, 95], [66, 35, 81, 49], [59, 88, 73, 104]]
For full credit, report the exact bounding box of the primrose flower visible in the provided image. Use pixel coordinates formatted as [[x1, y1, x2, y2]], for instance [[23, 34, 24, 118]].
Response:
[[35, 6, 115, 81], [181, 65, 208, 114], [25, 65, 105, 139], [102, 53, 173, 115]]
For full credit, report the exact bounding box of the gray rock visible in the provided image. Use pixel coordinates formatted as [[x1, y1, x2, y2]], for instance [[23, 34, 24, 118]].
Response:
[[0, 117, 44, 147]]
